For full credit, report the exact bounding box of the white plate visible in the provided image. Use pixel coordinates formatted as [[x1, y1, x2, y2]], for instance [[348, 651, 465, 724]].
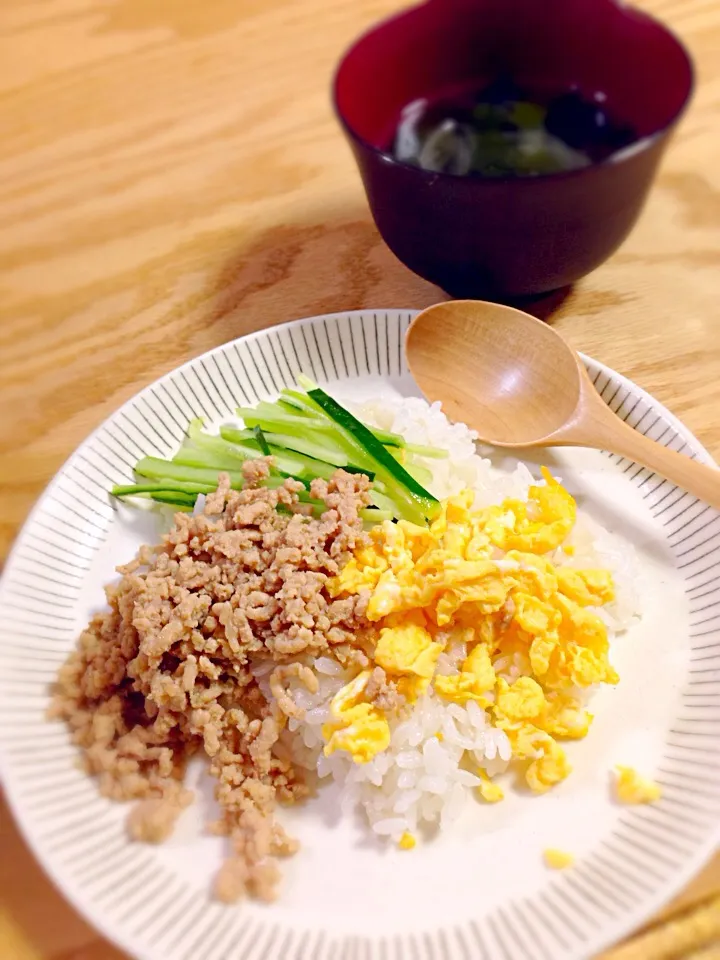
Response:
[[1, 310, 719, 960]]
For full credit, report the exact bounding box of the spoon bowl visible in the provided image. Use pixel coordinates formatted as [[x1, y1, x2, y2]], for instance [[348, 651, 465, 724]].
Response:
[[406, 300, 582, 445], [406, 300, 720, 508]]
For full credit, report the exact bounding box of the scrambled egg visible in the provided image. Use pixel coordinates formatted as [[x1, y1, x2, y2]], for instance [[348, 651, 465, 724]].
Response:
[[615, 766, 662, 804], [321, 671, 390, 764], [544, 848, 575, 870], [434, 642, 495, 705], [374, 610, 443, 701], [477, 770, 504, 803], [325, 470, 619, 796]]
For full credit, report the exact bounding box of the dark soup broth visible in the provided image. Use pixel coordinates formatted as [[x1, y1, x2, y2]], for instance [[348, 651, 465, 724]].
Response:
[[390, 77, 637, 177]]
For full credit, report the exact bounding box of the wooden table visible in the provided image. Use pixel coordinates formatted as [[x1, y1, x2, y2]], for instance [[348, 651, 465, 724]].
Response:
[[1, 0, 719, 957]]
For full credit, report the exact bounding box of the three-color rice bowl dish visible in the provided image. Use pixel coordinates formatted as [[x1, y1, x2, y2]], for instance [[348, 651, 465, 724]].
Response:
[[52, 382, 647, 902]]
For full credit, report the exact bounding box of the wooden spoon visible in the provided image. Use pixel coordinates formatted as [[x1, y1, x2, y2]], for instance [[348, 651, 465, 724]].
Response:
[[406, 300, 720, 508]]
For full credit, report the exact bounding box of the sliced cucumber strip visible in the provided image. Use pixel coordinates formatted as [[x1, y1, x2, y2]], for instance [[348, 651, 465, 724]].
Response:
[[262, 432, 349, 467], [296, 376, 440, 524], [253, 426, 271, 456], [405, 443, 449, 460], [151, 491, 196, 507], [224, 427, 374, 481], [404, 460, 434, 486], [135, 458, 247, 488], [276, 397, 318, 418], [365, 427, 403, 448], [218, 427, 310, 477], [360, 508, 393, 524], [369, 489, 397, 514], [124, 490, 196, 510], [238, 406, 326, 433], [187, 419, 263, 462], [172, 442, 252, 471], [112, 479, 216, 497], [280, 390, 410, 449]]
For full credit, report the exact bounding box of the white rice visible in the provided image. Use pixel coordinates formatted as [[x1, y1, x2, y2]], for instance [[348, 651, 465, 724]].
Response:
[[269, 396, 641, 844]]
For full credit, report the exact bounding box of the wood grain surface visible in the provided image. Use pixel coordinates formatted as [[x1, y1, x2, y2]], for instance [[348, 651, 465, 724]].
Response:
[[0, 0, 718, 957]]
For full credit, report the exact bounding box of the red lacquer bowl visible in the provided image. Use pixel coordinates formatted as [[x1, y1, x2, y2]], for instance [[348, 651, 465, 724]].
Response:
[[333, 0, 694, 299]]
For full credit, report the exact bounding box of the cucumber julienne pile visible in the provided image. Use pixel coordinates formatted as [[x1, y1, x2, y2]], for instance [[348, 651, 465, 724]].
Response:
[[111, 377, 444, 526]]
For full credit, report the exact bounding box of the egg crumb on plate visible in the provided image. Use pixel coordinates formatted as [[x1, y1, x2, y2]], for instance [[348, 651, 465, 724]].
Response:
[[544, 848, 575, 870], [477, 771, 504, 803], [615, 766, 662, 804], [398, 831, 416, 850]]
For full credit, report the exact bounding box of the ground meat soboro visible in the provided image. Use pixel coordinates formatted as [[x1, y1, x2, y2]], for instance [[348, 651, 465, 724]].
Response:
[[51, 463, 372, 902]]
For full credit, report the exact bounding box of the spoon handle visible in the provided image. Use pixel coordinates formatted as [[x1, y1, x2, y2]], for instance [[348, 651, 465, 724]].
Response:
[[577, 409, 720, 510]]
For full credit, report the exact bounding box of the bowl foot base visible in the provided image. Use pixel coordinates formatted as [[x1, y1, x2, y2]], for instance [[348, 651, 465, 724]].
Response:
[[439, 282, 574, 321]]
